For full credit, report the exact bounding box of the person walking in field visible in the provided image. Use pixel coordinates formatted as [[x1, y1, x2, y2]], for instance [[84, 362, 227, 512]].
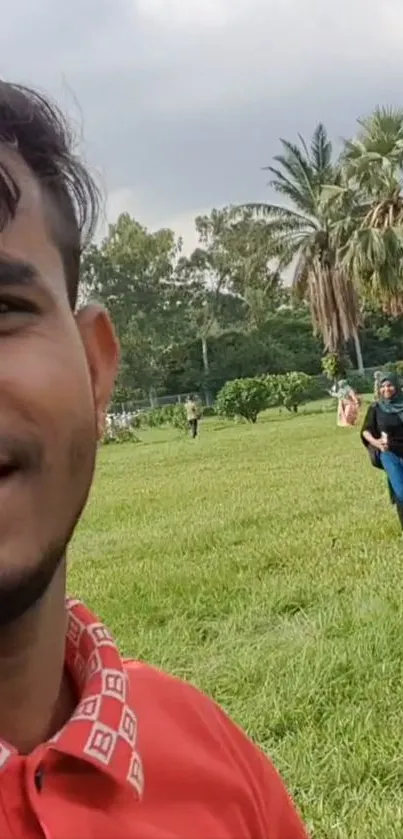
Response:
[[185, 394, 200, 438], [0, 81, 307, 839], [331, 379, 361, 427], [361, 372, 403, 532]]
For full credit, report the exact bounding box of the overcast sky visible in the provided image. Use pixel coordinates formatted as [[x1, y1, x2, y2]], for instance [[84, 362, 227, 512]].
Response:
[[2, 0, 403, 252]]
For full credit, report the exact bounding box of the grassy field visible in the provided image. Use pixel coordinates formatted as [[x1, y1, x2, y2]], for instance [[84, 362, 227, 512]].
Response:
[[70, 404, 403, 838]]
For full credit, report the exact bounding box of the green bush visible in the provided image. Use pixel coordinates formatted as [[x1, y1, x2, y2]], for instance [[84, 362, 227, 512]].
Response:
[[171, 404, 188, 431], [274, 372, 313, 413], [131, 412, 144, 429], [144, 407, 166, 428], [303, 375, 328, 402], [103, 422, 141, 445], [216, 377, 269, 423], [264, 374, 282, 408], [385, 361, 403, 378], [345, 368, 403, 397], [347, 372, 374, 394], [137, 403, 190, 432], [138, 405, 175, 428], [321, 352, 349, 381]]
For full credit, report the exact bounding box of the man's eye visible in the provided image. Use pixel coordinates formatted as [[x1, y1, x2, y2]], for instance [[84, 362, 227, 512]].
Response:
[[0, 301, 12, 314], [0, 298, 36, 314]]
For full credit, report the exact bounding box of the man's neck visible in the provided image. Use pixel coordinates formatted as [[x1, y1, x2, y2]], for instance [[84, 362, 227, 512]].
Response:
[[0, 563, 76, 755]]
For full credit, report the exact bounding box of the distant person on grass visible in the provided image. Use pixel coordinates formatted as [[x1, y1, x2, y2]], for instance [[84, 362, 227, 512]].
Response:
[[361, 372, 403, 532], [185, 394, 201, 438], [330, 379, 360, 427], [0, 81, 307, 839]]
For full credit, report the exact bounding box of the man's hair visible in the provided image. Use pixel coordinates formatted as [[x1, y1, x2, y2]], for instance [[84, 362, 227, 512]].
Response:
[[0, 81, 99, 307]]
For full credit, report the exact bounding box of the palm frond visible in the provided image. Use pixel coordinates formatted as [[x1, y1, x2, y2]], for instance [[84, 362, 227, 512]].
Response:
[[272, 140, 316, 207], [265, 165, 314, 213], [297, 133, 311, 162], [243, 202, 318, 230], [356, 107, 403, 152], [310, 123, 333, 175]]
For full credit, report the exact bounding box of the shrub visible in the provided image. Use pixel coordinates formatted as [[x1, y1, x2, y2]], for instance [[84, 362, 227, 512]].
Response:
[[321, 352, 349, 381], [103, 427, 141, 445], [216, 377, 269, 423], [130, 412, 144, 429], [347, 371, 374, 394], [136, 403, 190, 432], [103, 414, 141, 444], [159, 404, 176, 424], [137, 405, 175, 428], [264, 374, 282, 408], [202, 405, 216, 417], [171, 404, 189, 431], [275, 372, 312, 413], [303, 375, 328, 402], [386, 361, 403, 378], [142, 407, 165, 428]]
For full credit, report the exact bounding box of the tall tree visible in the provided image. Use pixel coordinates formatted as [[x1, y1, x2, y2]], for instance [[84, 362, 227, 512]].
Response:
[[175, 208, 242, 399], [175, 207, 280, 394], [176, 247, 223, 403], [195, 207, 282, 327], [247, 125, 364, 371], [82, 213, 182, 402], [325, 108, 403, 317]]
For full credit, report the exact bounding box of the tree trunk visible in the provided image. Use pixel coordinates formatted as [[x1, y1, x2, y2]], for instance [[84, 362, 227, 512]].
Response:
[[353, 328, 364, 374], [201, 336, 212, 407], [201, 336, 209, 374]]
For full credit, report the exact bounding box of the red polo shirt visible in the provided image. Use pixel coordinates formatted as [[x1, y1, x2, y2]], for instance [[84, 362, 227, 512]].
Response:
[[0, 599, 308, 838]]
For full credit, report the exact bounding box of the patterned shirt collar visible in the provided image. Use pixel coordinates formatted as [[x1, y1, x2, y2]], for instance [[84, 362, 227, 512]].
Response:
[[0, 598, 144, 797]]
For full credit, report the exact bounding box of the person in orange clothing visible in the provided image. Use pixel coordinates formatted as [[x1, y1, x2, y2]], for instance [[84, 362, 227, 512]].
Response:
[[0, 81, 308, 839], [330, 379, 361, 427]]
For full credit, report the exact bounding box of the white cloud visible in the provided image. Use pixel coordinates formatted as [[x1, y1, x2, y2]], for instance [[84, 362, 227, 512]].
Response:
[[127, 0, 403, 115], [105, 187, 206, 254], [1, 0, 403, 250], [135, 0, 232, 27], [153, 209, 203, 254], [105, 188, 144, 227]]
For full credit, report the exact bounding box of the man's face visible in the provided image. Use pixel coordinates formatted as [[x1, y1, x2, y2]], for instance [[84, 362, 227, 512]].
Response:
[[0, 149, 118, 623]]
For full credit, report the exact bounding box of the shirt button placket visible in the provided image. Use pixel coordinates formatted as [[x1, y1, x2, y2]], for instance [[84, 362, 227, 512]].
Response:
[[34, 765, 44, 793], [25, 756, 50, 839]]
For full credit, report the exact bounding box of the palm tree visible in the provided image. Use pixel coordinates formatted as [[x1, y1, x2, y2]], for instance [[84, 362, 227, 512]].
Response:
[[247, 124, 364, 371], [326, 107, 403, 317]]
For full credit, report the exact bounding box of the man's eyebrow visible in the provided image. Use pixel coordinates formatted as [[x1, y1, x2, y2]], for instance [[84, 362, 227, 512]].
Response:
[[0, 257, 40, 288]]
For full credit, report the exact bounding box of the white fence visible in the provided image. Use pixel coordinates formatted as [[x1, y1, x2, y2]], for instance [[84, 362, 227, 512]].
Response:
[[111, 366, 385, 416]]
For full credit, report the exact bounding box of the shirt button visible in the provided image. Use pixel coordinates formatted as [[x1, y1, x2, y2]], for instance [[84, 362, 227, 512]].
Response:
[[34, 765, 44, 792]]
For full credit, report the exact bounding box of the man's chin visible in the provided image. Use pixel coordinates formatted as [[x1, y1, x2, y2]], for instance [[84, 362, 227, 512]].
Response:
[[0, 545, 65, 628]]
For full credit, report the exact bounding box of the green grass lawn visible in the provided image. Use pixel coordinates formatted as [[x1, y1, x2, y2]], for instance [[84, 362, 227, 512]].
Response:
[[70, 405, 403, 839]]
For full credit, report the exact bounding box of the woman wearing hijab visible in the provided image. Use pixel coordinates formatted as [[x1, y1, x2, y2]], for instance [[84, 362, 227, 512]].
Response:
[[330, 379, 360, 427], [361, 372, 403, 530]]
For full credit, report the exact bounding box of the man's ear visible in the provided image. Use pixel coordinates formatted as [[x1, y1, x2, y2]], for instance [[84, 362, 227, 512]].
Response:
[[75, 304, 120, 439]]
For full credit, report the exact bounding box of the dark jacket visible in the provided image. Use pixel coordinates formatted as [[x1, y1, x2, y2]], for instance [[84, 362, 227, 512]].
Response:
[[361, 402, 395, 503]]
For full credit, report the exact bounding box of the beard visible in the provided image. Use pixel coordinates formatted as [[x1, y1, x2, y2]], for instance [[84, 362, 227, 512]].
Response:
[[0, 538, 68, 627], [0, 424, 96, 628]]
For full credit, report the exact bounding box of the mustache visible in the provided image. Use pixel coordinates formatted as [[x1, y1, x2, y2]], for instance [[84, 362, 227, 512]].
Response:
[[0, 433, 43, 472]]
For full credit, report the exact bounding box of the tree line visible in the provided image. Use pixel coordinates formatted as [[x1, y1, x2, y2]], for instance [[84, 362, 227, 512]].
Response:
[[81, 107, 403, 406]]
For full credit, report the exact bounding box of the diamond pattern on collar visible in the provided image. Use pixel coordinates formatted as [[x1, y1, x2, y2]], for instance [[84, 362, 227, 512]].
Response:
[[0, 598, 144, 798]]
